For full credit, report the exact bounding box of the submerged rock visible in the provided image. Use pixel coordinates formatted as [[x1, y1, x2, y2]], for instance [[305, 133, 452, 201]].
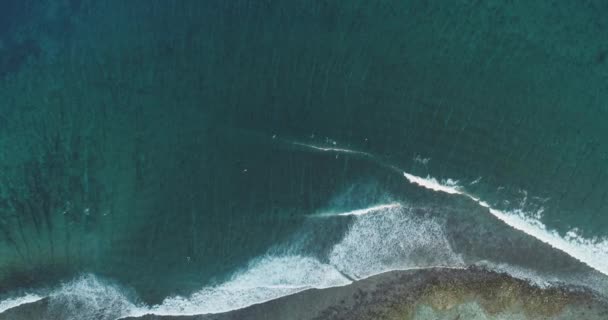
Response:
[[116, 267, 608, 320]]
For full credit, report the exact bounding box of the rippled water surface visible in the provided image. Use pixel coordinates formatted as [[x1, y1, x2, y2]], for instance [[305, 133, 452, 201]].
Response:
[[1, 1, 608, 319]]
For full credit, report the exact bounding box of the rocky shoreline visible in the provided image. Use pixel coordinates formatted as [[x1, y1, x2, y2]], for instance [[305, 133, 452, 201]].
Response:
[[123, 267, 608, 320], [3, 267, 606, 320]]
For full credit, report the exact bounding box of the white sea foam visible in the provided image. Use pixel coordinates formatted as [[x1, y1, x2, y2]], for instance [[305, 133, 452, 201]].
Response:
[[116, 177, 608, 318], [403, 172, 462, 195], [402, 171, 608, 276], [3, 192, 605, 319], [316, 202, 403, 217], [1, 202, 460, 319], [0, 293, 44, 314], [286, 139, 608, 277], [132, 202, 463, 317], [0, 274, 140, 320], [329, 203, 464, 278], [4, 138, 608, 318], [134, 256, 351, 317], [289, 141, 373, 158], [111, 201, 454, 317], [48, 274, 139, 320]]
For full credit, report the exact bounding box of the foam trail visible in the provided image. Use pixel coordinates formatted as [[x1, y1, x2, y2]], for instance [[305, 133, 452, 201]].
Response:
[[0, 202, 459, 319], [315, 203, 403, 217], [286, 140, 402, 175], [0, 294, 44, 314], [130, 256, 351, 317], [289, 141, 374, 158], [0, 275, 140, 320], [336, 203, 402, 216], [402, 172, 462, 194], [128, 202, 463, 317], [48, 274, 140, 320], [283, 139, 608, 277], [329, 203, 464, 278], [402, 171, 608, 276]]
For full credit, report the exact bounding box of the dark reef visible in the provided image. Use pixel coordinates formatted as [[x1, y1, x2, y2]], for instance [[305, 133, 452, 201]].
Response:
[[127, 267, 608, 320], [3, 267, 606, 320]]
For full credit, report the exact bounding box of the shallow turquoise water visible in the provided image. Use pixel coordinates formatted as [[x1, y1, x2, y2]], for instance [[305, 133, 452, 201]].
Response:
[[0, 1, 607, 318]]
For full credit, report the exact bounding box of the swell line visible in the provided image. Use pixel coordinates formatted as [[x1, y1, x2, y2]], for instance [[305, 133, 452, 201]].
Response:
[[313, 203, 403, 217], [0, 294, 44, 314], [287, 140, 608, 276]]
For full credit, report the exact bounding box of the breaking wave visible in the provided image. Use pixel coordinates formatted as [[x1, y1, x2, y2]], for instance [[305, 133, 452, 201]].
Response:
[[2, 141, 607, 319], [0, 293, 44, 314], [0, 202, 463, 319], [402, 171, 608, 276], [291, 140, 608, 276]]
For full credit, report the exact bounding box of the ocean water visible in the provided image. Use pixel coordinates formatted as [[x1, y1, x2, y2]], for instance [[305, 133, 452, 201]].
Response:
[[1, 1, 608, 319]]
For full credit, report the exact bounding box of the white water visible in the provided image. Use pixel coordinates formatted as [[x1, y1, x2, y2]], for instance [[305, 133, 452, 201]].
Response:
[[136, 256, 351, 316], [0, 275, 139, 320], [287, 139, 608, 277], [1, 186, 605, 319], [0, 293, 44, 314], [403, 172, 462, 194], [329, 203, 464, 278], [47, 274, 139, 320], [317, 202, 402, 217], [0, 202, 462, 319], [133, 202, 462, 317], [290, 141, 373, 157], [402, 171, 608, 276], [130, 142, 608, 317], [2, 140, 607, 319]]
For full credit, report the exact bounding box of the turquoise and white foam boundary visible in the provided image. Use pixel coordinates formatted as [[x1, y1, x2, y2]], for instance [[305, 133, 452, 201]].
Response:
[[0, 201, 463, 319], [401, 171, 608, 276], [290, 139, 608, 277], [0, 293, 44, 314]]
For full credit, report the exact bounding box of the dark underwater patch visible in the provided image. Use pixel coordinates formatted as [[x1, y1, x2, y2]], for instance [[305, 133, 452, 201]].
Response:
[[0, 39, 41, 78]]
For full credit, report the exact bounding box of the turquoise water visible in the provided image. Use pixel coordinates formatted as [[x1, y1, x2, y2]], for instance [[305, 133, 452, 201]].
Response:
[[1, 1, 608, 319]]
